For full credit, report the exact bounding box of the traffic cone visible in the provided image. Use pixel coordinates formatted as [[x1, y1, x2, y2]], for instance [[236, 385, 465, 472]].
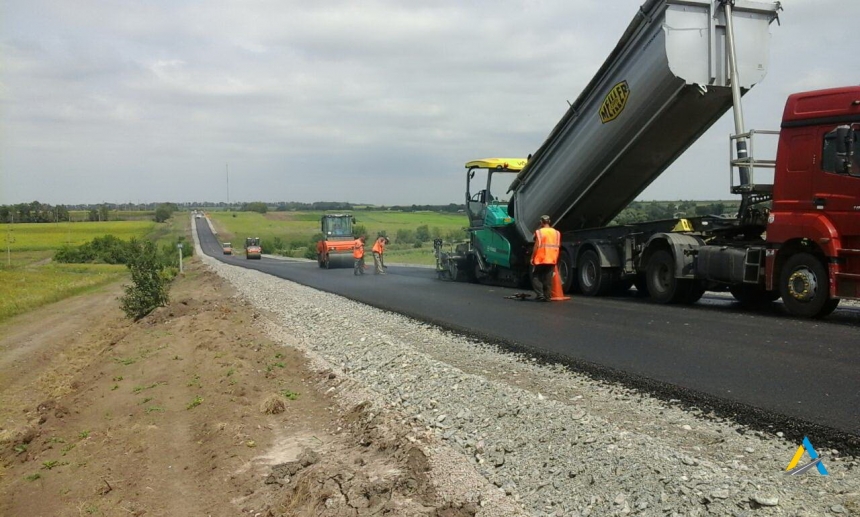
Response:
[[551, 265, 570, 301]]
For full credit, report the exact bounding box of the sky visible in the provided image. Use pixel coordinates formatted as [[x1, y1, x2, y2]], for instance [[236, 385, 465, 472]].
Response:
[[1, 0, 858, 206]]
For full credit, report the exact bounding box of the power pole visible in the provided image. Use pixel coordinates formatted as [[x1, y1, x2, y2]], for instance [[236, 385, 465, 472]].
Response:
[[226, 163, 230, 209]]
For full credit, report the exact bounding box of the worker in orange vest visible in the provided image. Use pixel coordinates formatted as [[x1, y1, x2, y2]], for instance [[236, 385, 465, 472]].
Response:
[[353, 235, 367, 276], [531, 215, 561, 301], [372, 235, 389, 274]]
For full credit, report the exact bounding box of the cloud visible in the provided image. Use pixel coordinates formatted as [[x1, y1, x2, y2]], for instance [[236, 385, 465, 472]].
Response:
[[1, 0, 858, 205]]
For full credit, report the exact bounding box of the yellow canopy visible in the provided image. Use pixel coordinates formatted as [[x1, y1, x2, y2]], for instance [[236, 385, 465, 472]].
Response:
[[465, 158, 528, 172]]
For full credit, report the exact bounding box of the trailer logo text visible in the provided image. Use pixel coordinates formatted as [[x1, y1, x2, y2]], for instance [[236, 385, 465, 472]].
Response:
[[599, 81, 630, 124], [785, 436, 828, 476]]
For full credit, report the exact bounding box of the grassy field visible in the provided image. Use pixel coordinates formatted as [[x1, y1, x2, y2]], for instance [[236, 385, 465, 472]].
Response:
[[1, 221, 156, 251], [0, 264, 128, 320], [68, 210, 155, 222], [209, 211, 468, 264], [0, 218, 185, 322]]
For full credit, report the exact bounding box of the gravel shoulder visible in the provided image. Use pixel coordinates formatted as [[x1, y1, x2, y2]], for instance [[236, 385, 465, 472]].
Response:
[[194, 218, 859, 517]]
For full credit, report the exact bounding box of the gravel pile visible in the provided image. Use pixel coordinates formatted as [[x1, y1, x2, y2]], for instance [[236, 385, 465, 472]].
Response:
[[194, 220, 858, 517]]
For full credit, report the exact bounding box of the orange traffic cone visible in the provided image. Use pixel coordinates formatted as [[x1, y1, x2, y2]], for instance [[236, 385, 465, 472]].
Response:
[[551, 265, 570, 301]]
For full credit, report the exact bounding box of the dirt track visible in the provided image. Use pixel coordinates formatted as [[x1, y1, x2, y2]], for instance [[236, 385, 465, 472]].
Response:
[[0, 260, 480, 516]]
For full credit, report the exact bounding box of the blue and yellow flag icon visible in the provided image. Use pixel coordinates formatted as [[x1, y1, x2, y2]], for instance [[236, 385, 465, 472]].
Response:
[[785, 436, 828, 476]]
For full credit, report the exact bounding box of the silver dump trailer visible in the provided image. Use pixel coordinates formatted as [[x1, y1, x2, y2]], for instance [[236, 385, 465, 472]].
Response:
[[509, 0, 780, 238]]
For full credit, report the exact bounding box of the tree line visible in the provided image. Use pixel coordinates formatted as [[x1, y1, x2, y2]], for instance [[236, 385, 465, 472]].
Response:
[[1, 201, 180, 223]]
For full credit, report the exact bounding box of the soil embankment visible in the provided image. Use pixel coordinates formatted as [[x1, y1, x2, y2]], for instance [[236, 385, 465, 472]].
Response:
[[0, 260, 480, 516]]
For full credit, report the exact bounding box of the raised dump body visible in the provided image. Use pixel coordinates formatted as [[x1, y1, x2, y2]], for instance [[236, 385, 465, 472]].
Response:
[[510, 0, 780, 238]]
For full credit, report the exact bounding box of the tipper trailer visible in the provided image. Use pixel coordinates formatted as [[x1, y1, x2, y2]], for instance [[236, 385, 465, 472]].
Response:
[[442, 0, 860, 318]]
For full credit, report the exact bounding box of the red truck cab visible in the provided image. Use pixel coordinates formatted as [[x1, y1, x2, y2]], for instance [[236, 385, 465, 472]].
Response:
[[766, 86, 860, 316]]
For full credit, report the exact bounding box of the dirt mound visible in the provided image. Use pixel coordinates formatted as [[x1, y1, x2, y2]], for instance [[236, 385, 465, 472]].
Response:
[[255, 400, 478, 517]]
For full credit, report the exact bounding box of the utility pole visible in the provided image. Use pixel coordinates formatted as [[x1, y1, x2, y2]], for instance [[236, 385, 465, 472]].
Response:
[[177, 243, 184, 274], [225, 163, 230, 210]]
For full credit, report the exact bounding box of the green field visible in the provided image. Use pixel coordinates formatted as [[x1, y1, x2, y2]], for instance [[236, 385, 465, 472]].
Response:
[[1, 221, 156, 251], [0, 219, 184, 322], [0, 264, 128, 320], [209, 211, 468, 264], [67, 210, 155, 222]]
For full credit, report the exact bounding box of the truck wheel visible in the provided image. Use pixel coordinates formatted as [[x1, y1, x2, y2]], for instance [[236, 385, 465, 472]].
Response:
[[578, 250, 611, 296], [780, 252, 839, 318], [646, 250, 687, 304], [729, 284, 780, 307], [557, 250, 575, 293]]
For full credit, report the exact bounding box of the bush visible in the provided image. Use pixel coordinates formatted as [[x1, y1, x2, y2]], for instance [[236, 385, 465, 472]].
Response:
[[242, 202, 268, 214], [415, 225, 430, 243], [154, 205, 172, 223], [159, 236, 193, 268], [395, 229, 414, 245], [120, 240, 170, 321], [54, 235, 132, 264]]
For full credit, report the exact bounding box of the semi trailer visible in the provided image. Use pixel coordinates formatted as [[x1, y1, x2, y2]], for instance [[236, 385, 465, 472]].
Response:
[[442, 0, 860, 318]]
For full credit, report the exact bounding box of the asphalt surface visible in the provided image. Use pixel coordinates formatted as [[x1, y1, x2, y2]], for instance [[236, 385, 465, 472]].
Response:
[[197, 221, 860, 443]]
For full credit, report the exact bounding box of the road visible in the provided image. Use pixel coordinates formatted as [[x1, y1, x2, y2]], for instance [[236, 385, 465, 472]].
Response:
[[197, 221, 859, 440]]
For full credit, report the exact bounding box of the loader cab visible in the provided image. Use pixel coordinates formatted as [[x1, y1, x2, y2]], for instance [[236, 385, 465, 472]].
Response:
[[464, 158, 527, 229], [321, 214, 355, 240]]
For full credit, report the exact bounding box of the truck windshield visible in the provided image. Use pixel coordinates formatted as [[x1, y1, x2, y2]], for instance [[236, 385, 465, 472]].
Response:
[[470, 169, 518, 205], [323, 217, 352, 237]]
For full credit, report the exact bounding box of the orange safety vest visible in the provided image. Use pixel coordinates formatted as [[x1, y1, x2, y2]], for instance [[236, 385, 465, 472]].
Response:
[[353, 239, 365, 259], [372, 238, 385, 254], [532, 226, 561, 265]]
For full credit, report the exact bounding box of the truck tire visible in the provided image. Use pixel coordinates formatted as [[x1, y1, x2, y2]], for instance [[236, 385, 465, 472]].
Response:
[[779, 252, 839, 318], [646, 250, 693, 304], [578, 250, 612, 296], [557, 250, 575, 293]]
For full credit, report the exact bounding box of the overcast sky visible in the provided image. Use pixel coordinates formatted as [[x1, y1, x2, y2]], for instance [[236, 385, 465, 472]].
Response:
[[1, 0, 857, 206]]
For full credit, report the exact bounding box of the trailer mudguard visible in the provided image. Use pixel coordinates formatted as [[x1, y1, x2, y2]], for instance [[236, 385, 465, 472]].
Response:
[[642, 233, 704, 279]]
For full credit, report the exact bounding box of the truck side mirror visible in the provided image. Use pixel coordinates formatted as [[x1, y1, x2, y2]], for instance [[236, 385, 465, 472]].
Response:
[[835, 125, 855, 175]]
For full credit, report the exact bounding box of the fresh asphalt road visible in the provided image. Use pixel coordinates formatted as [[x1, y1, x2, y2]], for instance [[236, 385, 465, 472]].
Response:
[[197, 222, 859, 437]]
